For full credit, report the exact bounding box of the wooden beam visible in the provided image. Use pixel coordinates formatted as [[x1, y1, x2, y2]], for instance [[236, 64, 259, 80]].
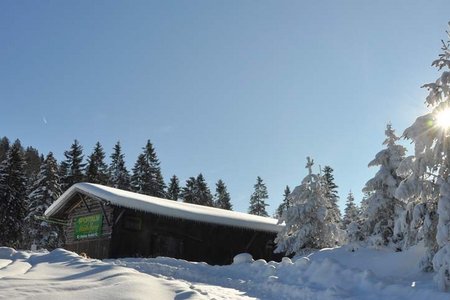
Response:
[[99, 201, 111, 226], [65, 193, 85, 216], [65, 201, 80, 216], [114, 209, 126, 225], [81, 195, 91, 212]]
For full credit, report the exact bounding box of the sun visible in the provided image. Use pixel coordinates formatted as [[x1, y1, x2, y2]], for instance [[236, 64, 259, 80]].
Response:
[[436, 108, 450, 129]]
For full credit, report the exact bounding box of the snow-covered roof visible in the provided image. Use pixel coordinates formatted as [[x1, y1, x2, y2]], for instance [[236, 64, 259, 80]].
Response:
[[45, 183, 282, 233]]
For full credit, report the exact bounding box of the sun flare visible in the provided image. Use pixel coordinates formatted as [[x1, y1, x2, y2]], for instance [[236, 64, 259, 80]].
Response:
[[436, 108, 450, 129]]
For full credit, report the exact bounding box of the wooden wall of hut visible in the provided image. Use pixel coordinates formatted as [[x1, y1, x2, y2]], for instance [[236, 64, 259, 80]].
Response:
[[63, 193, 114, 259], [109, 208, 281, 265]]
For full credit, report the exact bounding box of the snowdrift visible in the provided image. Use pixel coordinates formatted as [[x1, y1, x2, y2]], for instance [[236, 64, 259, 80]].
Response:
[[0, 247, 209, 299], [110, 244, 450, 299], [1, 244, 449, 299]]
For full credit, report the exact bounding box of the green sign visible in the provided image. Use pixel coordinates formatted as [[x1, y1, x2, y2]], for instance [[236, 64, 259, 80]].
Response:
[[74, 214, 103, 239]]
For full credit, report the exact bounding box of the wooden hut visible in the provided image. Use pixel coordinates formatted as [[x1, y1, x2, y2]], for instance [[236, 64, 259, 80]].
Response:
[[44, 183, 283, 265]]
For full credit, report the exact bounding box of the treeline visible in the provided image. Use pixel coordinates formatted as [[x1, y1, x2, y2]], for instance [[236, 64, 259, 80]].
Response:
[[0, 134, 297, 253], [58, 139, 234, 209], [0, 138, 236, 250]]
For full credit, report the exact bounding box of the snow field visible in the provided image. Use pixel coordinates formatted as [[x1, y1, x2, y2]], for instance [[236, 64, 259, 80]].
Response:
[[1, 245, 450, 299], [110, 244, 450, 300], [0, 247, 193, 300]]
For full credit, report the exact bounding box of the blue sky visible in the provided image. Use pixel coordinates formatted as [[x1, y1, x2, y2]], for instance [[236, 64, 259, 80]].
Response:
[[1, 1, 449, 214]]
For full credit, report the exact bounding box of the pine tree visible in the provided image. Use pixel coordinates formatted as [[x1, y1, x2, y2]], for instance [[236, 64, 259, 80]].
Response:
[[275, 186, 291, 219], [143, 140, 166, 198], [362, 124, 406, 247], [215, 179, 232, 210], [20, 146, 41, 221], [23, 146, 41, 183], [392, 198, 424, 251], [130, 140, 166, 197], [394, 27, 450, 290], [275, 157, 337, 254], [195, 174, 213, 206], [0, 140, 27, 247], [0, 136, 10, 163], [58, 161, 69, 187], [322, 166, 341, 225], [108, 141, 130, 190], [61, 140, 85, 191], [181, 174, 213, 206], [181, 177, 196, 204], [429, 30, 450, 291], [344, 192, 364, 244], [25, 152, 63, 249], [248, 176, 269, 217], [167, 175, 180, 201], [131, 153, 151, 194], [85, 142, 109, 185], [343, 191, 359, 230]]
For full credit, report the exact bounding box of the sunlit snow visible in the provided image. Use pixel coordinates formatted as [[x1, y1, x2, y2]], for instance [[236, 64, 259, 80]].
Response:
[[1, 244, 449, 299], [436, 108, 450, 129]]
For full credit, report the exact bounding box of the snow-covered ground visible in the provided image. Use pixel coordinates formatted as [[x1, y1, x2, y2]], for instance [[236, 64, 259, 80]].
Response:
[[0, 244, 449, 299]]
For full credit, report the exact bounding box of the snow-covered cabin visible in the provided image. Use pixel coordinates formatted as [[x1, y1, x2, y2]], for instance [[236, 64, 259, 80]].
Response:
[[45, 183, 283, 264]]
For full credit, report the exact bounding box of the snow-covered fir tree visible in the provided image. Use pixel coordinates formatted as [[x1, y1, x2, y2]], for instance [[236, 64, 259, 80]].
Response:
[[23, 146, 41, 184], [58, 160, 69, 188], [166, 175, 180, 201], [361, 124, 406, 247], [395, 156, 438, 261], [429, 30, 450, 291], [435, 178, 450, 290], [343, 191, 364, 244], [395, 125, 441, 269], [61, 140, 85, 191], [394, 27, 450, 290], [214, 179, 232, 210], [275, 157, 338, 254], [343, 191, 359, 230], [392, 198, 423, 250], [25, 152, 63, 249], [85, 142, 109, 185], [248, 176, 269, 217], [275, 186, 291, 219], [108, 141, 130, 190], [20, 146, 41, 226], [359, 191, 371, 218], [322, 166, 341, 225], [0, 140, 27, 247]]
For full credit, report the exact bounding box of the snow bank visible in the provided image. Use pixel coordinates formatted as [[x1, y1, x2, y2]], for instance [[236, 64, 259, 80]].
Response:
[[0, 247, 202, 300], [109, 245, 450, 300], [2, 245, 449, 299]]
